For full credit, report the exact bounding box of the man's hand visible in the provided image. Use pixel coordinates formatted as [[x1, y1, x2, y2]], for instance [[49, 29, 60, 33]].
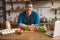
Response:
[[31, 24, 35, 28], [34, 26, 39, 31], [19, 24, 35, 28], [19, 24, 39, 31]]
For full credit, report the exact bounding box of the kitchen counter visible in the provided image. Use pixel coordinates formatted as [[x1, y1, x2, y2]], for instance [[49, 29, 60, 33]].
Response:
[[0, 31, 60, 40]]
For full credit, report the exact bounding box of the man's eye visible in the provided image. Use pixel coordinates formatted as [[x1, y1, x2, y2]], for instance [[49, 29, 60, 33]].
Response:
[[27, 6, 32, 8]]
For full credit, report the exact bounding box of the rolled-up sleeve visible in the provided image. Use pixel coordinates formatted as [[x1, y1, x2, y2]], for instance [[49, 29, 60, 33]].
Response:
[[17, 13, 23, 26]]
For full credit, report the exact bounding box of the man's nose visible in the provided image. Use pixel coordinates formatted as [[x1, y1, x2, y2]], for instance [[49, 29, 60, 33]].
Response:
[[28, 8, 31, 9]]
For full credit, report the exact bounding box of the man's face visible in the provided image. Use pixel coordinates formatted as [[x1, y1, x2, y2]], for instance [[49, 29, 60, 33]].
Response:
[[26, 4, 33, 12]]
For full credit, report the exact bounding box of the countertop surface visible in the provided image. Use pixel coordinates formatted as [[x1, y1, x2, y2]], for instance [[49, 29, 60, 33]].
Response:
[[0, 31, 60, 40]]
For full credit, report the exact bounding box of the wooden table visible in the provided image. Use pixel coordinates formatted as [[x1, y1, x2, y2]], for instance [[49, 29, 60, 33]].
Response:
[[0, 31, 60, 40]]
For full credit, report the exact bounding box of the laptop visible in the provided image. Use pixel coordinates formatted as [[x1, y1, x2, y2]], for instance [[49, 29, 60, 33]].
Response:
[[44, 21, 60, 37]]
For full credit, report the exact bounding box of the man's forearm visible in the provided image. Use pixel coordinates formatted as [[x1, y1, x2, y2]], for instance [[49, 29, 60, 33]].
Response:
[[18, 24, 39, 31], [18, 24, 31, 28], [18, 24, 36, 28]]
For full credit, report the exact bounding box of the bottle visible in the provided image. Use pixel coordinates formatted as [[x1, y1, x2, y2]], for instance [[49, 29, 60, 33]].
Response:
[[5, 21, 11, 29]]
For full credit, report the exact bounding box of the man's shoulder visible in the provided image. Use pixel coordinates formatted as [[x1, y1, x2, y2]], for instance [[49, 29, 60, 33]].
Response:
[[32, 11, 38, 13], [19, 11, 26, 15], [32, 11, 38, 15]]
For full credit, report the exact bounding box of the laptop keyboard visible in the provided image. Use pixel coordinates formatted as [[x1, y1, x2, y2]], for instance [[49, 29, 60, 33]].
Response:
[[44, 31, 53, 37]]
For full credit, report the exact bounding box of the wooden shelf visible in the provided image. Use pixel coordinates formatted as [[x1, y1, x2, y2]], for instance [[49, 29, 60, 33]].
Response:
[[51, 7, 60, 10], [41, 23, 51, 24], [6, 1, 29, 3], [57, 7, 60, 10], [6, 9, 24, 12]]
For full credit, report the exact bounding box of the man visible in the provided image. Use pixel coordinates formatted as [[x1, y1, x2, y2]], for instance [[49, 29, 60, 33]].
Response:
[[18, 1, 40, 29]]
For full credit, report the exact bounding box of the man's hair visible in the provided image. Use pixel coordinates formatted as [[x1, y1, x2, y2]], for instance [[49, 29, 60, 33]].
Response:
[[25, 1, 33, 6]]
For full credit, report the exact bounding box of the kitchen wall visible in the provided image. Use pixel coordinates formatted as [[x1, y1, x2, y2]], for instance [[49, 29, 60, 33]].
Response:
[[1, 0, 60, 22]]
